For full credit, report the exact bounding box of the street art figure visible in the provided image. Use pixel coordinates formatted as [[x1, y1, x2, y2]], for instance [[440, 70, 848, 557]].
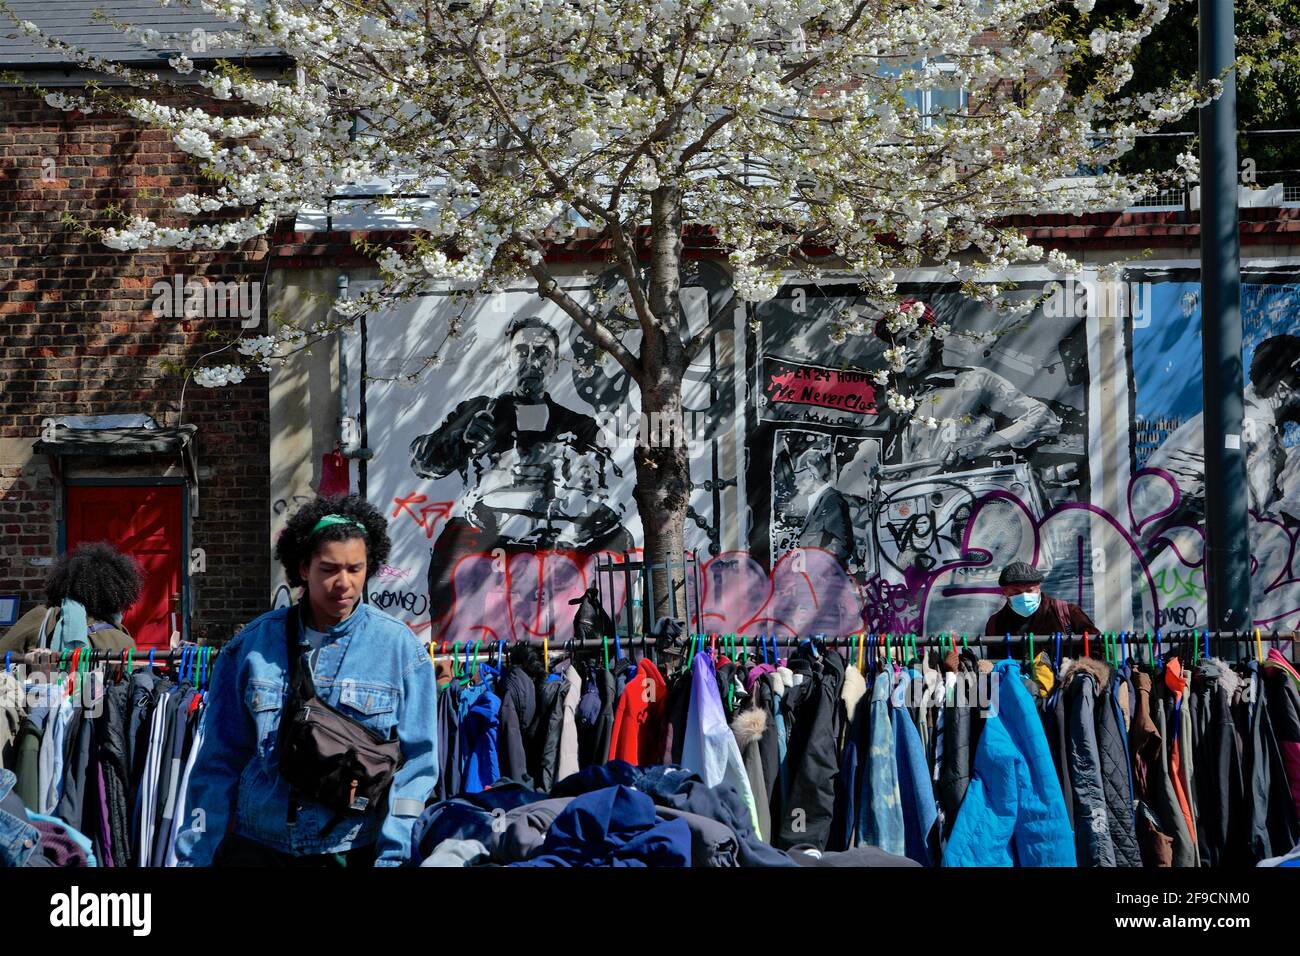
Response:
[[789, 445, 855, 564], [1139, 333, 1300, 540], [876, 313, 1064, 478], [409, 315, 633, 626]]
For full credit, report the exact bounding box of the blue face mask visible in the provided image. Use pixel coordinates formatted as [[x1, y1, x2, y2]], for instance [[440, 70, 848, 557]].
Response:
[[1009, 591, 1041, 617]]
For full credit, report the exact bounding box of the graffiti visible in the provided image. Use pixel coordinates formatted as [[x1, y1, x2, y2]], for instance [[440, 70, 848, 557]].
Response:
[[391, 493, 454, 540], [272, 495, 312, 516], [375, 565, 412, 580], [367, 587, 429, 618], [1152, 567, 1208, 605]]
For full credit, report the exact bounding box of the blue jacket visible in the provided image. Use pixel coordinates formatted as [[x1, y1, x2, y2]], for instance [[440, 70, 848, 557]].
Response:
[[174, 603, 439, 867], [0, 769, 40, 867], [511, 785, 692, 867], [857, 672, 905, 855], [893, 671, 936, 866], [944, 660, 1075, 867]]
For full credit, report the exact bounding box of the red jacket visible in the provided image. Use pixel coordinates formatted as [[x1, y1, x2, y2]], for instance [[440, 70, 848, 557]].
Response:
[[608, 658, 668, 765]]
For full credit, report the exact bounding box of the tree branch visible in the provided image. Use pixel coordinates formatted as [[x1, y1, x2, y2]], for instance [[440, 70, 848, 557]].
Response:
[[522, 237, 642, 382]]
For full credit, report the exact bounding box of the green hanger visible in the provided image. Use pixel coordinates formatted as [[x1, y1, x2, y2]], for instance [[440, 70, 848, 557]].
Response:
[[126, 647, 135, 674], [1145, 630, 1153, 666], [451, 641, 462, 679], [602, 634, 610, 672], [1029, 632, 1035, 663], [885, 633, 893, 665], [961, 632, 969, 652]]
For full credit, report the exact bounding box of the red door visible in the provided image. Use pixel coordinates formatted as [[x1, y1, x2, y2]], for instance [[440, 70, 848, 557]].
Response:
[[66, 485, 184, 652]]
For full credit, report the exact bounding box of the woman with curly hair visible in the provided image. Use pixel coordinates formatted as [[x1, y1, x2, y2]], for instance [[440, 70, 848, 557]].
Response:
[[0, 542, 142, 653], [174, 494, 438, 867]]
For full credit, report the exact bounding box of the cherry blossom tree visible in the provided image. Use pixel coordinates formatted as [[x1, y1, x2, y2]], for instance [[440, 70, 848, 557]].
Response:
[[9, 0, 1207, 612]]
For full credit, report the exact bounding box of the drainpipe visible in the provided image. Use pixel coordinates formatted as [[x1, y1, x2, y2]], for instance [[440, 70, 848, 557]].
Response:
[[336, 273, 373, 468]]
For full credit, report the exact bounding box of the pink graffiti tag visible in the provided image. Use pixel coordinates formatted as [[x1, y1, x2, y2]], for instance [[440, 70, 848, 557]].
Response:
[[392, 493, 454, 540]]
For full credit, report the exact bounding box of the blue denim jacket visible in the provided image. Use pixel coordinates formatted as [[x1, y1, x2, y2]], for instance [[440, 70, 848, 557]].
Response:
[[0, 769, 40, 867], [174, 603, 438, 867]]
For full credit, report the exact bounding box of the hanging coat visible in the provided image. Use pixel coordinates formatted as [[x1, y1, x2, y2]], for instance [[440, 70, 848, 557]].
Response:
[[534, 676, 566, 792], [1191, 658, 1247, 867], [856, 671, 905, 857], [608, 658, 668, 766], [944, 660, 1075, 867], [1263, 650, 1300, 819], [681, 652, 761, 839], [893, 670, 937, 866], [497, 667, 539, 787], [1129, 670, 1193, 867], [1100, 667, 1141, 866], [938, 665, 977, 840], [1243, 660, 1300, 862], [731, 707, 771, 847], [775, 649, 844, 851], [556, 663, 583, 784], [435, 677, 462, 801], [459, 680, 501, 794]]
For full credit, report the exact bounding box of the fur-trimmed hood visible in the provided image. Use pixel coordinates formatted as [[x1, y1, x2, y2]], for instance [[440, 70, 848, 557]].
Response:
[[1196, 657, 1243, 700], [1060, 655, 1110, 692], [731, 707, 768, 749]]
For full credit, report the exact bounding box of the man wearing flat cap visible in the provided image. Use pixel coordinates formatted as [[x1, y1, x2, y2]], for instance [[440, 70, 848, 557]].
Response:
[[984, 560, 1098, 637]]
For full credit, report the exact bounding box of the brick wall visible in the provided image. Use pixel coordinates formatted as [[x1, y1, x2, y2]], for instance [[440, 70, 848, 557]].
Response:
[[0, 88, 271, 642]]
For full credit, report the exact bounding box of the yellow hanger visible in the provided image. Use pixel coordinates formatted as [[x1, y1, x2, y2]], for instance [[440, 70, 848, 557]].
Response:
[[544, 636, 549, 665], [1255, 627, 1265, 664], [857, 632, 866, 674]]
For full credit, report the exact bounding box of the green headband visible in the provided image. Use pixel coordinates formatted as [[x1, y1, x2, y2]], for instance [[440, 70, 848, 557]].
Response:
[[309, 514, 368, 537]]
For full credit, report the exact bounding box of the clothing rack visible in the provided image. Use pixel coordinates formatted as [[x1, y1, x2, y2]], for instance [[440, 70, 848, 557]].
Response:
[[6, 628, 1294, 673]]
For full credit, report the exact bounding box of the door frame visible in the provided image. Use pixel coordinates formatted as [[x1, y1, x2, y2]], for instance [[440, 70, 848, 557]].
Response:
[[60, 477, 191, 645]]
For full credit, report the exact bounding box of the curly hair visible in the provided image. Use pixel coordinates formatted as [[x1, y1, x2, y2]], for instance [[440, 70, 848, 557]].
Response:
[[45, 542, 144, 621], [274, 494, 392, 588]]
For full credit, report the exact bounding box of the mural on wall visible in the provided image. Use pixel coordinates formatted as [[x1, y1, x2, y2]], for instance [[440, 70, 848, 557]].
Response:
[[1130, 272, 1300, 631], [342, 264, 1300, 643], [745, 280, 1095, 636], [348, 261, 737, 643]]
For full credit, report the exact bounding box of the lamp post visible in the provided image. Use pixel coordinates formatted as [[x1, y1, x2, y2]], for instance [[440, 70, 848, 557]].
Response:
[[1198, 0, 1251, 634]]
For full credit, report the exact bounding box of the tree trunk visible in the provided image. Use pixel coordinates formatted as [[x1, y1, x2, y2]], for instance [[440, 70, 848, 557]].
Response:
[[634, 185, 692, 647]]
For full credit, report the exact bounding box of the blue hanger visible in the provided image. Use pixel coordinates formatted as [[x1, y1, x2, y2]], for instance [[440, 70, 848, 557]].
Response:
[[148, 649, 155, 672], [1155, 629, 1163, 669], [4, 651, 9, 673], [614, 634, 622, 661], [1054, 632, 1062, 668], [1004, 632, 1011, 660]]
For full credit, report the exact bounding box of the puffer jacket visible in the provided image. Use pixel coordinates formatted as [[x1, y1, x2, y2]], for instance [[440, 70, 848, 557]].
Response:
[[1243, 660, 1300, 862], [1101, 667, 1141, 866], [1062, 658, 1109, 865], [1129, 670, 1194, 866], [943, 659, 1075, 867]]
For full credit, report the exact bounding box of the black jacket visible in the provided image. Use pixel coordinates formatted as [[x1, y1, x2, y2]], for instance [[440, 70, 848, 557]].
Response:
[[1191, 659, 1248, 867], [534, 676, 566, 792], [1243, 661, 1300, 862], [496, 667, 540, 788], [1064, 657, 1142, 866], [96, 680, 134, 867], [775, 649, 844, 851]]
